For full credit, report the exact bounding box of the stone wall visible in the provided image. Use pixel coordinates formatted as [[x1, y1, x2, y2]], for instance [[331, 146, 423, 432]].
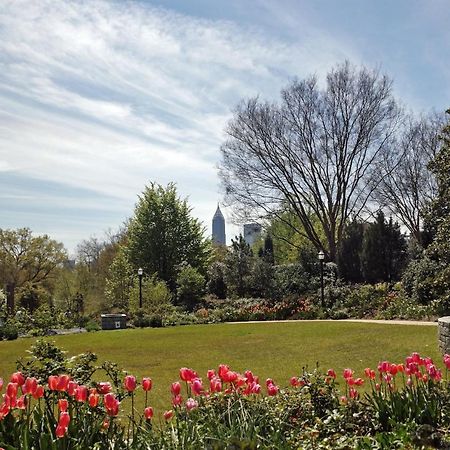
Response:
[[438, 317, 450, 354]]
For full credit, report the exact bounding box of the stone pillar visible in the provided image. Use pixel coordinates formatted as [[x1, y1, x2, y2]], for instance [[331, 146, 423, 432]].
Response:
[[438, 317, 450, 354]]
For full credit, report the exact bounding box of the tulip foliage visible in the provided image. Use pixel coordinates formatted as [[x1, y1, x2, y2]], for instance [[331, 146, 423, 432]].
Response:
[[2, 345, 450, 448]]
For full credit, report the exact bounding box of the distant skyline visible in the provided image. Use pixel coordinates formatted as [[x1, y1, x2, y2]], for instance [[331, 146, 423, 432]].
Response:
[[1, 0, 449, 254]]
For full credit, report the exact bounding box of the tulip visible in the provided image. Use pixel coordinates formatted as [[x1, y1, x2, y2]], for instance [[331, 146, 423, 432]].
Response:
[[171, 382, 181, 396], [180, 368, 197, 382], [172, 394, 183, 407], [191, 379, 203, 396], [290, 376, 300, 387], [343, 368, 353, 379], [244, 370, 255, 383], [56, 375, 70, 392], [163, 410, 173, 421], [59, 412, 70, 428], [142, 377, 152, 392], [97, 382, 112, 395], [124, 375, 137, 392], [48, 376, 59, 391], [58, 399, 68, 412], [349, 388, 358, 399], [6, 382, 18, 399], [55, 424, 67, 439], [16, 396, 27, 410], [89, 393, 99, 408], [340, 395, 348, 404], [67, 381, 78, 397], [185, 398, 198, 411], [22, 377, 38, 396], [33, 385, 44, 399], [326, 369, 336, 379], [207, 369, 216, 380], [209, 377, 222, 393], [144, 406, 154, 420], [218, 364, 230, 380], [75, 386, 88, 402], [10, 372, 25, 386], [102, 419, 110, 430], [267, 383, 279, 396], [354, 378, 364, 387]]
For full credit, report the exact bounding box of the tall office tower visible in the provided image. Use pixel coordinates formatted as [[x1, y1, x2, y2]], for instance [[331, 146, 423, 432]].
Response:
[[212, 204, 226, 245]]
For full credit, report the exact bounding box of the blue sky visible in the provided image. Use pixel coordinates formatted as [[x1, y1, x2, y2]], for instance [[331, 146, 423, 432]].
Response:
[[0, 0, 449, 254]]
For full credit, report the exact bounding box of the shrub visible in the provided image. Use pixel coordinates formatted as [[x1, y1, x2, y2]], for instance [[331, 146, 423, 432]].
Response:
[[1, 322, 18, 340], [176, 264, 205, 310], [85, 320, 101, 332]]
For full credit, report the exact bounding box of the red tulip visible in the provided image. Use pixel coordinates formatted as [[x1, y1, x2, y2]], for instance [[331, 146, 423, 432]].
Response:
[[171, 382, 181, 396], [289, 376, 300, 387], [218, 364, 230, 380], [16, 395, 27, 410], [144, 406, 154, 420], [142, 377, 152, 392], [207, 369, 216, 380], [55, 424, 67, 439], [48, 376, 59, 391], [343, 368, 353, 379], [10, 372, 25, 386], [6, 382, 18, 399], [67, 381, 78, 396], [97, 382, 112, 395], [75, 385, 88, 402], [244, 370, 255, 383], [56, 375, 70, 392], [209, 377, 222, 393], [326, 369, 336, 379], [124, 375, 137, 392], [32, 385, 44, 399], [340, 395, 348, 404], [59, 412, 70, 428], [222, 371, 238, 383], [89, 393, 99, 408], [22, 377, 38, 396], [58, 399, 68, 412], [354, 378, 364, 387], [180, 368, 197, 382], [104, 393, 119, 416], [163, 410, 173, 420]]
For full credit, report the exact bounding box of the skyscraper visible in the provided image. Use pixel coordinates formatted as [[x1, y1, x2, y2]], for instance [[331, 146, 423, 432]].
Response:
[[212, 204, 226, 245]]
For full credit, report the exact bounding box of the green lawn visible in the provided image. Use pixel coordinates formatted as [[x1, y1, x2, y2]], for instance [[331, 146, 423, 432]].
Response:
[[0, 321, 440, 412]]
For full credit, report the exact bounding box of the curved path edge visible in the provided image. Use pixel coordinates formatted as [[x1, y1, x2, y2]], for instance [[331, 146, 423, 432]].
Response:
[[227, 319, 437, 326]]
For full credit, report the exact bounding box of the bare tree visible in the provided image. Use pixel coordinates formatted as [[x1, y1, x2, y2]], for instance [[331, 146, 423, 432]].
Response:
[[219, 62, 401, 261], [373, 113, 444, 244]]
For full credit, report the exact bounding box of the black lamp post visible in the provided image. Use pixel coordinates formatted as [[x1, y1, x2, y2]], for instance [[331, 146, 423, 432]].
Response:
[[318, 251, 325, 308], [138, 268, 143, 309]]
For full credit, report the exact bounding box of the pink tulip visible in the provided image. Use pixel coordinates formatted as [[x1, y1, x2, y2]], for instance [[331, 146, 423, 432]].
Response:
[[171, 382, 181, 396], [10, 372, 25, 386], [267, 383, 279, 396], [97, 382, 111, 395], [164, 410, 173, 420], [124, 375, 137, 392], [327, 369, 336, 379], [343, 368, 353, 379], [180, 368, 197, 382], [185, 398, 198, 411], [191, 379, 203, 396], [75, 385, 88, 402], [144, 406, 154, 420], [58, 399, 68, 412]]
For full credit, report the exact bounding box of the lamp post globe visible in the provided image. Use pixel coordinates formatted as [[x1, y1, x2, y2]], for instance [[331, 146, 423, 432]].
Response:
[[318, 251, 325, 309], [138, 268, 143, 309]]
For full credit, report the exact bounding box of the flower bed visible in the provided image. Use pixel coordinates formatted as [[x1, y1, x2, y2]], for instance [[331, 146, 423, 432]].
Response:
[[1, 343, 450, 448]]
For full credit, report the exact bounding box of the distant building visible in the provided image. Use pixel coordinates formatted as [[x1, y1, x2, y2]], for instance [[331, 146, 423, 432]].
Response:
[[243, 223, 262, 246], [212, 204, 226, 245]]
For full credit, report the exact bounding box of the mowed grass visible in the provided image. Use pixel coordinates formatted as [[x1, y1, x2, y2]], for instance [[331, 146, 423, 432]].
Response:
[[0, 322, 440, 412]]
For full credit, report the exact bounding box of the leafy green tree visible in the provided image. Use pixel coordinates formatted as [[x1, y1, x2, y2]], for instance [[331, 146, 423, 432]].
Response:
[[0, 228, 67, 311], [129, 275, 172, 311], [361, 211, 407, 283], [207, 262, 227, 299], [224, 235, 253, 298], [104, 247, 134, 310], [337, 220, 364, 283], [127, 183, 210, 291], [176, 265, 206, 310]]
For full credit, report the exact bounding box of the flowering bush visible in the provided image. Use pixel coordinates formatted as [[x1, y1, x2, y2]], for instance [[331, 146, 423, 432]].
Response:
[[2, 343, 450, 448]]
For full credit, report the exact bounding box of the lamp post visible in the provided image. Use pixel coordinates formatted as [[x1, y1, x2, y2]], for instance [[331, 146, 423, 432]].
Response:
[[138, 268, 143, 309], [318, 251, 325, 309]]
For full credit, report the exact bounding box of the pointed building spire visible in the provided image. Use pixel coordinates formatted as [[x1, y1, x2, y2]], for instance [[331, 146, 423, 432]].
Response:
[[212, 203, 226, 244]]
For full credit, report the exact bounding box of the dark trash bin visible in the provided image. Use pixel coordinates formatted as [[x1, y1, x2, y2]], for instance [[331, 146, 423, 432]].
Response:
[[101, 314, 127, 330]]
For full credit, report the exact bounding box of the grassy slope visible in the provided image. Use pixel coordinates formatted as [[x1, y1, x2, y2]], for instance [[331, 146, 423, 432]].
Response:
[[0, 322, 440, 411]]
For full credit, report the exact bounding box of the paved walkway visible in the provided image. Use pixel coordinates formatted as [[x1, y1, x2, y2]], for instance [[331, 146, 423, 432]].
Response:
[[228, 319, 437, 326]]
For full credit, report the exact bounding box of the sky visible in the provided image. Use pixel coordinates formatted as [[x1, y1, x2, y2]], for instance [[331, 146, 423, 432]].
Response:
[[0, 0, 449, 255]]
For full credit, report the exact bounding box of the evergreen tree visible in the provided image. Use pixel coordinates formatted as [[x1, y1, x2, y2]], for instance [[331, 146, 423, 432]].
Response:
[[361, 211, 407, 283], [263, 234, 275, 265], [127, 183, 210, 292], [337, 220, 364, 283]]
